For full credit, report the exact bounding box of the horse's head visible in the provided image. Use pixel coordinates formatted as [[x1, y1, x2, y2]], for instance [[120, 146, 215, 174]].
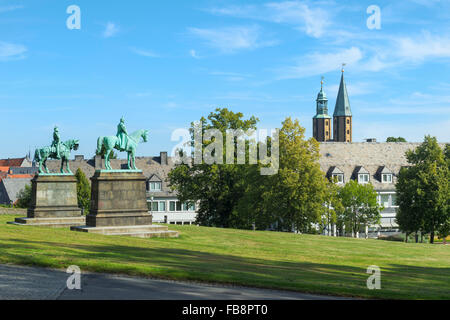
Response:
[[142, 130, 149, 143], [65, 139, 80, 151]]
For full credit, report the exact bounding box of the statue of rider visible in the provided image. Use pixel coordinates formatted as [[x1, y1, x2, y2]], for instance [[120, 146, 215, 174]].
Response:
[[52, 126, 61, 159], [116, 117, 129, 151]]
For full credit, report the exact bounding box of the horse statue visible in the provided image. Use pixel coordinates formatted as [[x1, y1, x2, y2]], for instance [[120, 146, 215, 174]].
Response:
[[34, 139, 80, 174], [97, 129, 149, 170]]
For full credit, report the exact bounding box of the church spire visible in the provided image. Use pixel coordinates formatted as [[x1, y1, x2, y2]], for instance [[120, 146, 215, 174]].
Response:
[[333, 68, 352, 117], [313, 76, 331, 142], [333, 66, 353, 143]]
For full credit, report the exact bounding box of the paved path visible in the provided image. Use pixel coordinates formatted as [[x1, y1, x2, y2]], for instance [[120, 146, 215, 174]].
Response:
[[0, 264, 342, 300]]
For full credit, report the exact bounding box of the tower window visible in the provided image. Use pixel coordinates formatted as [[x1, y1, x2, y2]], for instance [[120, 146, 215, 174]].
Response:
[[347, 130, 350, 134], [347, 119, 350, 124]]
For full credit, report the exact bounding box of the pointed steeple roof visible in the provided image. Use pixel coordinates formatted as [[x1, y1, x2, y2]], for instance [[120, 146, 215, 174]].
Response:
[[333, 70, 352, 117]]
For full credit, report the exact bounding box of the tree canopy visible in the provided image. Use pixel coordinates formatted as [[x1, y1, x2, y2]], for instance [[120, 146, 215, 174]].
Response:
[[75, 168, 91, 213], [395, 136, 449, 243]]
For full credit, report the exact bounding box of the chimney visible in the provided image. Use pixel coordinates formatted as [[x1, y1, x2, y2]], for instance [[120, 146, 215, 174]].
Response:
[[160, 152, 168, 165], [94, 155, 103, 170], [75, 155, 84, 161]]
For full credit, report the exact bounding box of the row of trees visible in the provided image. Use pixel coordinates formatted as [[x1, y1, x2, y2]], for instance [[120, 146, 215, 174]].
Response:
[[169, 108, 382, 236], [396, 136, 449, 244]]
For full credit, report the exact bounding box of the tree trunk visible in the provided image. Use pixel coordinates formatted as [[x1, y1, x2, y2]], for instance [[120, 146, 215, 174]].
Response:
[[405, 232, 409, 243], [415, 232, 418, 243], [430, 230, 435, 244]]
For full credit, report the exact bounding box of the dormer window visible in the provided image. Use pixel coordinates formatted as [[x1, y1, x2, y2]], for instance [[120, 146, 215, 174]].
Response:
[[382, 174, 392, 183], [358, 174, 369, 184], [328, 166, 344, 184], [147, 174, 163, 192], [149, 182, 162, 191], [332, 173, 344, 184]]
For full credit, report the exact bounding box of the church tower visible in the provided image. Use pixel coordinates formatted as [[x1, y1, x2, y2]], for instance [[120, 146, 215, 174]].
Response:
[[313, 77, 332, 142], [333, 68, 352, 142]]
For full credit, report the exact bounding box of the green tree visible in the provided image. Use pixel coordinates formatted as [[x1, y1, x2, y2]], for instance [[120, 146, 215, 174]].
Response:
[[396, 136, 448, 244], [169, 108, 259, 228], [75, 168, 91, 213], [387, 137, 407, 142], [240, 117, 328, 233], [96, 145, 118, 159], [338, 180, 383, 238], [15, 184, 32, 208], [320, 178, 344, 236], [396, 167, 424, 242]]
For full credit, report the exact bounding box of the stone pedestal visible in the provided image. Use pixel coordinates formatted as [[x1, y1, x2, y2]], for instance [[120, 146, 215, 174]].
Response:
[[10, 174, 85, 228], [72, 171, 178, 238]]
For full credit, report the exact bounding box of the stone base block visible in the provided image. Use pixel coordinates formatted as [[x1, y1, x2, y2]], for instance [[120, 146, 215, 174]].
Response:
[[86, 170, 152, 227], [28, 174, 82, 218], [9, 216, 86, 228], [71, 224, 179, 238]]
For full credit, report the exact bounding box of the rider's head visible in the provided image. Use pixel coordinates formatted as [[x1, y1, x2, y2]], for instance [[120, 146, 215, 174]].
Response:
[[120, 117, 125, 123], [54, 126, 59, 132]]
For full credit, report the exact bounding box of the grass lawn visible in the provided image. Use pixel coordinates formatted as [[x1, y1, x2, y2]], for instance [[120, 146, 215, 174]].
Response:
[[0, 215, 449, 299]]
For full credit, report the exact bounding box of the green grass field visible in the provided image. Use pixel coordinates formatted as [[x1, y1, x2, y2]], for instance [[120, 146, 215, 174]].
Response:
[[0, 215, 449, 299]]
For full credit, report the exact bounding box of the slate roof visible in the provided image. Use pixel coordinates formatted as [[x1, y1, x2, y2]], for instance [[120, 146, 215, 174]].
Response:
[[318, 142, 448, 191], [0, 178, 31, 203]]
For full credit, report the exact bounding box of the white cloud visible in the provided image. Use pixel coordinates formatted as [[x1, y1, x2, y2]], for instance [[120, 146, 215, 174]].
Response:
[[130, 47, 159, 58], [103, 22, 119, 38], [264, 1, 330, 38], [0, 5, 24, 13], [207, 1, 332, 38], [188, 25, 276, 54], [276, 47, 363, 79], [189, 49, 201, 59], [396, 32, 450, 62], [0, 41, 27, 61]]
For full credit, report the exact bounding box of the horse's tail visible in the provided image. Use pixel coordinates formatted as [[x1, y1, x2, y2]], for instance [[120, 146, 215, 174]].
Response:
[[97, 137, 104, 155]]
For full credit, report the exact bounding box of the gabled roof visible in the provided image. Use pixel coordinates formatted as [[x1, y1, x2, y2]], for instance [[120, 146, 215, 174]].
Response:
[[354, 166, 369, 175], [333, 72, 352, 117], [0, 158, 27, 167], [1, 178, 31, 203], [327, 166, 343, 176], [378, 166, 393, 175], [148, 174, 162, 182]]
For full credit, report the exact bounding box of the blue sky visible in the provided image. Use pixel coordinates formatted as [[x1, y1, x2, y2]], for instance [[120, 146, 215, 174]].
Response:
[[0, 0, 449, 159]]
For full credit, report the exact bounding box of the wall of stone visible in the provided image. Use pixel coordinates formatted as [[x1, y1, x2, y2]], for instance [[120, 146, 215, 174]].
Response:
[[0, 208, 26, 215]]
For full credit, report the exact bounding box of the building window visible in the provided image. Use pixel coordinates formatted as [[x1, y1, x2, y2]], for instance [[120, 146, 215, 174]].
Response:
[[391, 194, 397, 206], [358, 174, 369, 184], [332, 174, 344, 184], [169, 201, 176, 211], [149, 182, 162, 191], [176, 201, 182, 211], [382, 174, 392, 183], [380, 194, 390, 207], [189, 203, 196, 211], [347, 119, 350, 124], [347, 130, 350, 134], [159, 201, 166, 212]]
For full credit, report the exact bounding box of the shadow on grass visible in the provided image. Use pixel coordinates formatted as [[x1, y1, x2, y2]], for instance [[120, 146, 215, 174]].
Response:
[[1, 239, 449, 299]]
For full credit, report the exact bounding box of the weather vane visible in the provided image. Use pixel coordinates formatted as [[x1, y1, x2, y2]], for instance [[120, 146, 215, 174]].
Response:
[[342, 63, 346, 72], [321, 76, 325, 88]]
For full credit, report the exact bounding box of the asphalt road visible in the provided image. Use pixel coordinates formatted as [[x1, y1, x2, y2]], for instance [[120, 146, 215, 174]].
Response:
[[0, 264, 343, 300]]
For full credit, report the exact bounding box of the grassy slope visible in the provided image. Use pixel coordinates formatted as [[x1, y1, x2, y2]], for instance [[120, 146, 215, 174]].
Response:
[[0, 215, 449, 299]]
